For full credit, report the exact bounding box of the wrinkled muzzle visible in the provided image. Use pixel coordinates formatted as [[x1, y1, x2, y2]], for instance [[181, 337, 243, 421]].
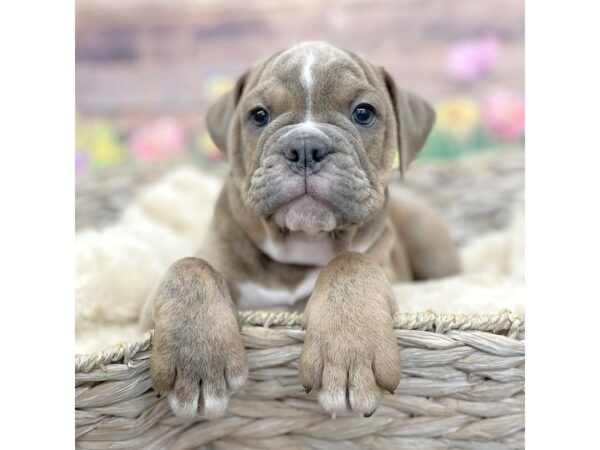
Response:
[[244, 123, 383, 233]]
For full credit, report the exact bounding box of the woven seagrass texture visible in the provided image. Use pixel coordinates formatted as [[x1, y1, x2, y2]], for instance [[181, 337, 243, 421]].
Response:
[[76, 311, 524, 449]]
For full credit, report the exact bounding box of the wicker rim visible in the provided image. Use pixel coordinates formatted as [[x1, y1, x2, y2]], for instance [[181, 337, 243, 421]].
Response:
[[75, 309, 524, 373]]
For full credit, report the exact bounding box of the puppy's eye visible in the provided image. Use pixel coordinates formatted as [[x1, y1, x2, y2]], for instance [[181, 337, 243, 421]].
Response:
[[352, 104, 376, 126], [250, 107, 270, 127]]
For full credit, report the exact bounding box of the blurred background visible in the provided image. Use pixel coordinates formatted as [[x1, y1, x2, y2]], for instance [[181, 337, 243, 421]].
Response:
[[75, 0, 524, 244]]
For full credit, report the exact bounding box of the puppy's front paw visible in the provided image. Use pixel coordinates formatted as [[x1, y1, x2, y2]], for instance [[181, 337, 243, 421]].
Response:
[[299, 313, 401, 418], [298, 252, 401, 417], [151, 313, 248, 419], [149, 258, 248, 419]]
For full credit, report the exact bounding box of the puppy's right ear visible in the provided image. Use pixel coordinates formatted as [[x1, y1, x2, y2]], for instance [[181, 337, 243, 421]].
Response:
[[206, 70, 250, 154]]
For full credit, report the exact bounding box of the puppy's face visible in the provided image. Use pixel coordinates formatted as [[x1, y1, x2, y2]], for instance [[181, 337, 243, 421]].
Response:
[[207, 42, 435, 234]]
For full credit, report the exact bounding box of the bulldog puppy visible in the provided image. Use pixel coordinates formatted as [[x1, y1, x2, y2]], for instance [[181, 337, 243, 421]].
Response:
[[142, 42, 460, 419]]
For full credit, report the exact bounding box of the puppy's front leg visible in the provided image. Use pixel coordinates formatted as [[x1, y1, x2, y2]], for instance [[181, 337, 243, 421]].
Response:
[[299, 252, 401, 417], [149, 257, 248, 418]]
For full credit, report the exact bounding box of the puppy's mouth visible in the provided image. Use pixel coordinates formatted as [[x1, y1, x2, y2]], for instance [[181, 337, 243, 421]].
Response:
[[271, 191, 337, 234]]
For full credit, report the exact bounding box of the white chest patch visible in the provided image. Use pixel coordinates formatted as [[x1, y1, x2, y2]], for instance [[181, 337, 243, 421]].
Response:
[[260, 234, 336, 267], [237, 269, 320, 310]]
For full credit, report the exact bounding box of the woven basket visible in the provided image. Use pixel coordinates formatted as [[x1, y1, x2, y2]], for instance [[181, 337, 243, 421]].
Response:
[[75, 310, 524, 449]]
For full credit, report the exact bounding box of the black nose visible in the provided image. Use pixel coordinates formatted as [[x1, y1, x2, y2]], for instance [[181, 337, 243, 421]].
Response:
[[283, 137, 331, 173]]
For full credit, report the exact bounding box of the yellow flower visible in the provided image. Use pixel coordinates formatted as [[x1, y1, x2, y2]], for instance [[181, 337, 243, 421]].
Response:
[[196, 131, 223, 161], [75, 121, 88, 151], [77, 119, 126, 168], [393, 151, 400, 169], [207, 78, 234, 100], [435, 97, 481, 138]]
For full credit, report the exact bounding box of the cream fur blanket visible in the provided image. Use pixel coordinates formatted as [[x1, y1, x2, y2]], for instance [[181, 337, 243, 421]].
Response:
[[75, 166, 524, 354]]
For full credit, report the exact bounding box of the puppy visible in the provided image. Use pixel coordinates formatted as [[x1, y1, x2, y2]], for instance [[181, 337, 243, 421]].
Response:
[[141, 42, 460, 419]]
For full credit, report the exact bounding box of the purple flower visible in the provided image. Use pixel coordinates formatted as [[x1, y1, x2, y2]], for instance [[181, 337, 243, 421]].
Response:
[[445, 35, 501, 83], [75, 151, 89, 174]]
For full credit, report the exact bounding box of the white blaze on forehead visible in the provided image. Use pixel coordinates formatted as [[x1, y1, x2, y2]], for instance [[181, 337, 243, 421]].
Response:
[[271, 42, 354, 122], [302, 51, 316, 120], [302, 51, 315, 90]]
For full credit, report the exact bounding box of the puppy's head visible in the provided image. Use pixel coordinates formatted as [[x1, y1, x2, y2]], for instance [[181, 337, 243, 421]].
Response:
[[207, 42, 435, 234]]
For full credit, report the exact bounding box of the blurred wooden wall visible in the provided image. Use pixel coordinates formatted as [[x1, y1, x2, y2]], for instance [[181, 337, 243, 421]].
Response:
[[76, 0, 524, 132]]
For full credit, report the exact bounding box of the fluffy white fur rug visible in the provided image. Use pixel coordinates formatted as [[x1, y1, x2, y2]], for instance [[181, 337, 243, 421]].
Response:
[[75, 166, 524, 354]]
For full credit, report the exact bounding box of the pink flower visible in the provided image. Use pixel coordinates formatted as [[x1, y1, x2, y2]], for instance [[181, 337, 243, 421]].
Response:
[[445, 35, 501, 83], [482, 91, 525, 141], [129, 118, 186, 162]]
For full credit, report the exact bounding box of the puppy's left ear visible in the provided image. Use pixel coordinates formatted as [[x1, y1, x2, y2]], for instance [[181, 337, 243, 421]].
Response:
[[206, 70, 250, 155], [381, 69, 436, 176]]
